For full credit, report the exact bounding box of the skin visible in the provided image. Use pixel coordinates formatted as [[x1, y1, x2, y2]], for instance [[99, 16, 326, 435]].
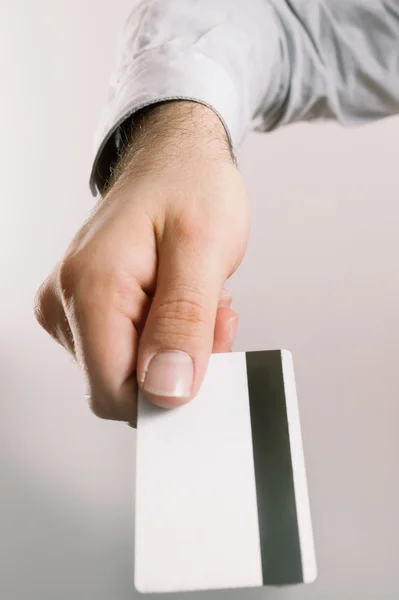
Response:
[[34, 101, 250, 426]]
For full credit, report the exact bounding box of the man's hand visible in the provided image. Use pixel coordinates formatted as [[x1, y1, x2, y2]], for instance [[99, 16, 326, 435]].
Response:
[[34, 102, 249, 424]]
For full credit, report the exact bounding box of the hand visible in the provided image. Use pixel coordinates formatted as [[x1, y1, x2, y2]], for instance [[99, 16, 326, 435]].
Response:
[[34, 101, 250, 425]]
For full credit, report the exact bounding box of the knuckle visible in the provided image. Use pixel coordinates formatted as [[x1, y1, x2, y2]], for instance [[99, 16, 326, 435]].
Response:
[[152, 287, 211, 335], [58, 254, 137, 314], [58, 257, 79, 299], [33, 287, 46, 328], [34, 280, 72, 348], [58, 254, 103, 314], [33, 281, 53, 333], [58, 255, 83, 301]]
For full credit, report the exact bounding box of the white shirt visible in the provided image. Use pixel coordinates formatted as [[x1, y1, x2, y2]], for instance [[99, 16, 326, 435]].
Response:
[[89, 0, 399, 195]]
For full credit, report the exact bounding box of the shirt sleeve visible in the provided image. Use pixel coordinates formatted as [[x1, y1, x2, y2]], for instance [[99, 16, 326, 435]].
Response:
[[89, 0, 399, 195]]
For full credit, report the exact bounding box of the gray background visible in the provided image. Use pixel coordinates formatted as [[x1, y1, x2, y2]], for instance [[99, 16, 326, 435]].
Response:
[[1, 0, 398, 598]]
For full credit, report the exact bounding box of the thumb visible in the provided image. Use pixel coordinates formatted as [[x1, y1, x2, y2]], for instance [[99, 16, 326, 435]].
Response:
[[137, 227, 226, 409]]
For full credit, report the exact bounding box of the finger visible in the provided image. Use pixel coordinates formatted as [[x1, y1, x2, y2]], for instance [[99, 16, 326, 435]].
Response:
[[218, 288, 232, 308], [59, 259, 150, 423], [137, 224, 226, 409], [213, 307, 238, 353]]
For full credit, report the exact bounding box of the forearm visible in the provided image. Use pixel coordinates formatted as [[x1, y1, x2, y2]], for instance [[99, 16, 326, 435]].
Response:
[[103, 101, 234, 196]]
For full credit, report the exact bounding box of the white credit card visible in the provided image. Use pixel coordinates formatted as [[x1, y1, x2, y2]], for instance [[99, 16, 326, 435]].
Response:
[[135, 350, 317, 594]]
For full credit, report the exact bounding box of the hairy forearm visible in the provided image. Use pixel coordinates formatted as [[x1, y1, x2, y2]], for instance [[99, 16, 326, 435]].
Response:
[[105, 101, 235, 195]]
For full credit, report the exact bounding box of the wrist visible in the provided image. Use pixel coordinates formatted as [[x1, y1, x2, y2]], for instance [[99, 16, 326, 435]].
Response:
[[109, 101, 235, 192]]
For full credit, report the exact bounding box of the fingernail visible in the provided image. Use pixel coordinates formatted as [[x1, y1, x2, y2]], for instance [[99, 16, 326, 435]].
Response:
[[228, 316, 238, 348], [142, 350, 194, 398]]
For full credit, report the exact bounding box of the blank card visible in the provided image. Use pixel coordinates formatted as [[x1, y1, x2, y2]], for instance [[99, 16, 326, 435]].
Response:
[[135, 350, 317, 593]]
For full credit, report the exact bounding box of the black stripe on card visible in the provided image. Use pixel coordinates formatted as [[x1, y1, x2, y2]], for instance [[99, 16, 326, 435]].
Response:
[[245, 350, 302, 585]]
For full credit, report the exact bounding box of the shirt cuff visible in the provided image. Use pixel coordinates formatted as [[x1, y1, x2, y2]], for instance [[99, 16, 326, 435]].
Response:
[[89, 46, 244, 196]]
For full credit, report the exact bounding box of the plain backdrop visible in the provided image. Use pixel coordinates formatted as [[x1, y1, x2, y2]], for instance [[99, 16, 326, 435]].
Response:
[[1, 1, 398, 599]]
